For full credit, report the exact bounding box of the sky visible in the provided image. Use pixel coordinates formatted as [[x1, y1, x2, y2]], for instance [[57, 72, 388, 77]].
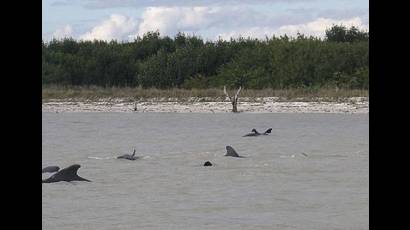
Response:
[[42, 0, 369, 42]]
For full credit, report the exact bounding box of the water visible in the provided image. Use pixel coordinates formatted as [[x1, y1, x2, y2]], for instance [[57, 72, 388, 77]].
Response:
[[42, 113, 369, 230]]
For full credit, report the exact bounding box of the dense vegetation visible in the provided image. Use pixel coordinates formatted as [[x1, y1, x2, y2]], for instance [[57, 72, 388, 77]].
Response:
[[42, 25, 368, 90]]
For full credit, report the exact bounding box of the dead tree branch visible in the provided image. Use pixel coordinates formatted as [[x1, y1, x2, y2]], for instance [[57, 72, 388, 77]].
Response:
[[224, 85, 242, 113]]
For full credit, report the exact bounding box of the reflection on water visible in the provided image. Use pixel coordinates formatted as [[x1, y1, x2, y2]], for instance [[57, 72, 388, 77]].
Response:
[[42, 113, 368, 230]]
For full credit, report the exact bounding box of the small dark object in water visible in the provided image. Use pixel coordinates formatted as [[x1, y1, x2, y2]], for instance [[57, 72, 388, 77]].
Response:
[[117, 149, 139, 160], [203, 161, 213, 166], [301, 152, 308, 157], [243, 128, 272, 137], [42, 166, 60, 173], [243, 128, 260, 137]]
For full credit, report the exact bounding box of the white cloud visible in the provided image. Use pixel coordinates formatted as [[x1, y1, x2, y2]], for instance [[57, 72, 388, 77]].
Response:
[[135, 6, 368, 40], [217, 27, 277, 40], [80, 14, 139, 41], [136, 6, 219, 37], [134, 6, 289, 38], [44, 0, 369, 41], [52, 25, 73, 39], [275, 17, 368, 38], [53, 0, 312, 9], [62, 6, 368, 42], [217, 17, 368, 40]]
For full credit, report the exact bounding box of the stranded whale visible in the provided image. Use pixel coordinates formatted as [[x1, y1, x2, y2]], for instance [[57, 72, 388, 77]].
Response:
[[243, 128, 272, 137], [225, 146, 244, 158], [42, 166, 60, 173], [117, 149, 139, 160], [42, 164, 91, 183]]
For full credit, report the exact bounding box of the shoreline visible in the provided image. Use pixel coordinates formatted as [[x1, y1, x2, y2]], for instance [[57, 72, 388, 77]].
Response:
[[42, 97, 368, 113]]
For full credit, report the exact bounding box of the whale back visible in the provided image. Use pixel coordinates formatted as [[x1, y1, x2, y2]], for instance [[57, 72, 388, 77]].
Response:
[[225, 146, 241, 157], [243, 129, 261, 137], [117, 154, 138, 160], [117, 149, 138, 160], [42, 164, 90, 183], [203, 161, 213, 166], [252, 129, 261, 134], [42, 166, 60, 173]]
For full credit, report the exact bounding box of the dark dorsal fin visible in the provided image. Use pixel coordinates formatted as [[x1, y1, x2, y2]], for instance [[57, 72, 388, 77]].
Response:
[[132, 149, 136, 157], [43, 164, 91, 183], [225, 146, 241, 157], [252, 128, 260, 134], [203, 161, 213, 166], [57, 164, 82, 178]]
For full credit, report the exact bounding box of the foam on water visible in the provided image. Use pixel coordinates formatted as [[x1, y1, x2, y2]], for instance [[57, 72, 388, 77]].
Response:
[[87, 156, 116, 160]]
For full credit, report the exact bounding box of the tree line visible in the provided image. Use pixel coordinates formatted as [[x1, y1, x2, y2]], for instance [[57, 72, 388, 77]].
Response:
[[42, 25, 368, 89]]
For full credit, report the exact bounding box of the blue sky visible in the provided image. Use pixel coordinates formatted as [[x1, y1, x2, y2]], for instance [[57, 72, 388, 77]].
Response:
[[42, 0, 369, 41]]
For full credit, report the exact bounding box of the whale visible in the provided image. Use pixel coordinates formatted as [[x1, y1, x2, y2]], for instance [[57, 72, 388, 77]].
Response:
[[42, 164, 91, 183], [42, 166, 60, 173], [243, 128, 260, 137], [243, 128, 272, 137], [225, 146, 244, 158], [117, 149, 139, 160]]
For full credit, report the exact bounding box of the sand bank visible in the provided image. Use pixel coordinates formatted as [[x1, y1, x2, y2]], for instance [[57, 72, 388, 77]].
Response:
[[42, 97, 368, 113]]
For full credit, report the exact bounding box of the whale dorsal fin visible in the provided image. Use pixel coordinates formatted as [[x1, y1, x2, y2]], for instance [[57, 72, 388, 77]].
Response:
[[132, 149, 136, 157], [225, 146, 240, 157], [58, 164, 81, 178], [252, 129, 260, 134]]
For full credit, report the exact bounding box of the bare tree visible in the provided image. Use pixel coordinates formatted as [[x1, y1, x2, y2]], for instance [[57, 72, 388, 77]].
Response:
[[133, 101, 138, 112], [224, 85, 242, 113]]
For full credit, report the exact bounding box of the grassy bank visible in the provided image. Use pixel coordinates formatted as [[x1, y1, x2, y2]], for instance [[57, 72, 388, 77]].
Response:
[[42, 85, 368, 102]]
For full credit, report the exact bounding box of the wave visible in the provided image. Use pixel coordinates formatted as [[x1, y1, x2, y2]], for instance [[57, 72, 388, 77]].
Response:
[[87, 156, 116, 160], [88, 156, 149, 160]]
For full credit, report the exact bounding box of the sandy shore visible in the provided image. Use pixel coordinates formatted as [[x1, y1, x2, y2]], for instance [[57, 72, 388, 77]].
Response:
[[42, 97, 368, 113]]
